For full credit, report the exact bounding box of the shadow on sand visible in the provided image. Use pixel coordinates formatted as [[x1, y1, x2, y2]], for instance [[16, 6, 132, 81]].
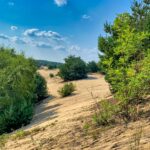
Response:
[[24, 96, 61, 129]]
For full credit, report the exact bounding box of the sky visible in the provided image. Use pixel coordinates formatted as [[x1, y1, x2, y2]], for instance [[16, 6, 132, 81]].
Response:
[[0, 0, 133, 62]]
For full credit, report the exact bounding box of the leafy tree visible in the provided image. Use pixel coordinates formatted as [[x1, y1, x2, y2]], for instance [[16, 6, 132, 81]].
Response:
[[58, 56, 87, 81], [0, 47, 47, 134], [98, 0, 150, 122], [87, 61, 99, 73]]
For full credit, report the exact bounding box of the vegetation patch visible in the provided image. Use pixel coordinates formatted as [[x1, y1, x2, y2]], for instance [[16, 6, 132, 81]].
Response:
[[49, 73, 55, 78], [0, 48, 48, 135], [58, 83, 76, 97], [97, 0, 150, 124], [58, 56, 87, 81], [93, 100, 117, 126], [87, 61, 99, 73]]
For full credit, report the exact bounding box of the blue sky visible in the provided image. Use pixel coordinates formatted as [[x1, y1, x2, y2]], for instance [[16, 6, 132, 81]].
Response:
[[0, 0, 133, 62]]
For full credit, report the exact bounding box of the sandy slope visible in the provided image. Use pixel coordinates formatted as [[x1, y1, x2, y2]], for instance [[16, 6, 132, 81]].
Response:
[[30, 69, 111, 130], [4, 70, 110, 150], [4, 69, 150, 150]]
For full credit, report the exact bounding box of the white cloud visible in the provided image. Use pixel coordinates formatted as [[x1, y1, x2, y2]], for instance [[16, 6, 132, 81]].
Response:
[[11, 36, 28, 44], [23, 29, 62, 40], [10, 26, 18, 31], [0, 34, 28, 45], [23, 28, 39, 36], [0, 28, 98, 62], [82, 14, 91, 20], [8, 2, 14, 6], [0, 34, 10, 40], [22, 28, 68, 50], [54, 0, 67, 7]]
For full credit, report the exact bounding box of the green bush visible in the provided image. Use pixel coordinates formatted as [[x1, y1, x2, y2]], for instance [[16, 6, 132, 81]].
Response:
[[0, 47, 47, 134], [0, 101, 33, 133], [58, 56, 87, 81], [49, 73, 54, 78], [87, 61, 99, 73], [35, 73, 48, 102], [58, 83, 76, 97]]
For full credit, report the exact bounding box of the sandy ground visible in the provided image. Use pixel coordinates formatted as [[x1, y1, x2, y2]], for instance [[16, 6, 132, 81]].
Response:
[[28, 69, 111, 130], [4, 69, 150, 150]]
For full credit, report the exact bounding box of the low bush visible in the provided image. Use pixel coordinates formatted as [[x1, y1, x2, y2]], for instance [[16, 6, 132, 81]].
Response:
[[58, 83, 75, 97], [49, 73, 54, 78], [93, 100, 117, 126]]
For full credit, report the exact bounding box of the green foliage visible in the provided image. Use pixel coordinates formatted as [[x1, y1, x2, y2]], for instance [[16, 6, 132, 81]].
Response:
[[87, 61, 99, 73], [58, 83, 75, 97], [35, 73, 48, 102], [98, 0, 150, 122], [13, 130, 30, 140], [0, 47, 43, 134], [58, 56, 87, 81], [0, 101, 33, 134], [49, 73, 54, 78], [93, 100, 116, 126]]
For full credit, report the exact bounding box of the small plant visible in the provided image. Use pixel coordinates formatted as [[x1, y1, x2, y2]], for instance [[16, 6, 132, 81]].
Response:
[[93, 100, 116, 126], [13, 130, 30, 140], [58, 83, 76, 97], [0, 134, 9, 149], [49, 73, 54, 78], [83, 123, 90, 135]]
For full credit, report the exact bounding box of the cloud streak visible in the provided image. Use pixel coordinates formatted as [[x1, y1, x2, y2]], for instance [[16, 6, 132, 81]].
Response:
[[82, 14, 91, 20], [0, 34, 10, 40], [11, 26, 18, 31], [54, 0, 67, 7]]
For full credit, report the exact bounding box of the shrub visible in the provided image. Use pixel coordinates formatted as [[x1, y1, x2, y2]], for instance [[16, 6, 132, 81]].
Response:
[[0, 101, 33, 134], [0, 48, 37, 134], [49, 73, 54, 78], [93, 100, 116, 126], [58, 83, 75, 97], [87, 61, 99, 73], [35, 73, 48, 102], [58, 56, 87, 81]]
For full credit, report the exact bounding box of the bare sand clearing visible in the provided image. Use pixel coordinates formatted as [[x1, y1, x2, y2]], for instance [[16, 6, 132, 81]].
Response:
[[5, 69, 150, 150], [29, 69, 110, 130]]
